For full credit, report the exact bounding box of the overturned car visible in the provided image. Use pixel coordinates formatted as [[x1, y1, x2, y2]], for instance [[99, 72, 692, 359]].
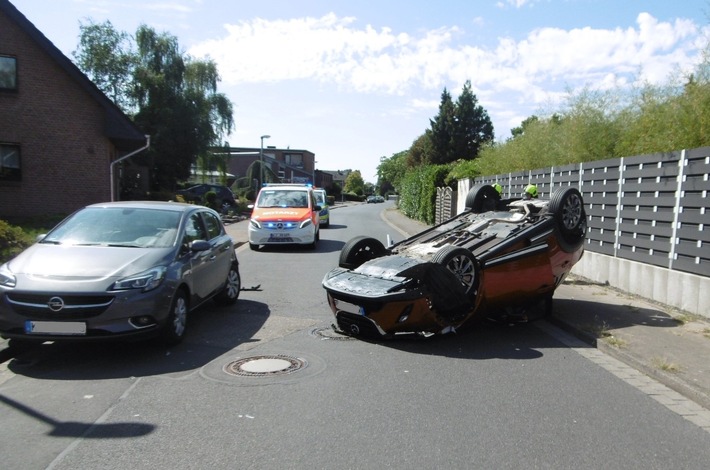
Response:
[[322, 185, 587, 338]]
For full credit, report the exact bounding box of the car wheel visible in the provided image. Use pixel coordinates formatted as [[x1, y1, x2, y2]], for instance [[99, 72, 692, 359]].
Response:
[[339, 236, 387, 269], [549, 187, 587, 252], [215, 262, 241, 305], [465, 184, 500, 213], [431, 245, 479, 295], [161, 289, 188, 345]]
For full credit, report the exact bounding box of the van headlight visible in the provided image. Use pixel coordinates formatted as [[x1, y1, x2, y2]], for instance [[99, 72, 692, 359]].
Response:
[[299, 219, 312, 229], [250, 219, 262, 229]]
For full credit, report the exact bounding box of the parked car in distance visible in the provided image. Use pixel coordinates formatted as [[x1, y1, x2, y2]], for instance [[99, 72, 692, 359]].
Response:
[[248, 184, 321, 250], [0, 201, 241, 347], [313, 188, 330, 227], [322, 184, 587, 339], [177, 184, 237, 207]]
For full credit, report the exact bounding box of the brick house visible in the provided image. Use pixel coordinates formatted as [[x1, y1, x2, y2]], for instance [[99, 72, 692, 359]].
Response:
[[0, 0, 147, 219]]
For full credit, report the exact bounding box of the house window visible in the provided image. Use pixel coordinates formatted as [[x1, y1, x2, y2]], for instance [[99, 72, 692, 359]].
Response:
[[284, 153, 303, 168], [0, 144, 21, 181], [0, 55, 17, 91]]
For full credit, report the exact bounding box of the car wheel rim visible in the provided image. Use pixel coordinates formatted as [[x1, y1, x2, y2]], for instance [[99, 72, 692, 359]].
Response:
[[173, 296, 187, 337], [226, 269, 240, 299], [447, 255, 476, 290], [562, 194, 582, 229]]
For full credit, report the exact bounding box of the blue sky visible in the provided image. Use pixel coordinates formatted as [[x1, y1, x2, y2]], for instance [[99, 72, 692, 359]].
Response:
[[14, 0, 710, 182]]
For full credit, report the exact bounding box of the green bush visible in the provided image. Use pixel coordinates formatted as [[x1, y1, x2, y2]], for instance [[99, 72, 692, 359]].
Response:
[[0, 219, 33, 263], [398, 164, 451, 224]]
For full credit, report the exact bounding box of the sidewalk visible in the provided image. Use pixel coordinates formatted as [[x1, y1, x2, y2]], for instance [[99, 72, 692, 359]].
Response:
[[225, 204, 710, 410], [377, 206, 710, 411]]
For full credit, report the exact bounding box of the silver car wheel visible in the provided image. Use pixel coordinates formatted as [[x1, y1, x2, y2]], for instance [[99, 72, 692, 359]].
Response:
[[172, 295, 188, 338], [446, 253, 476, 290], [225, 268, 241, 299], [432, 246, 479, 295], [562, 193, 583, 230]]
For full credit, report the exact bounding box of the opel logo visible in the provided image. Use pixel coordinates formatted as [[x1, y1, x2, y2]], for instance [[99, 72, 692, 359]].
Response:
[[48, 296, 65, 312]]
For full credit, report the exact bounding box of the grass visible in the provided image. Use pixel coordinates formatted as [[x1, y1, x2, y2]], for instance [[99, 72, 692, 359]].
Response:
[[587, 320, 628, 348], [651, 357, 682, 373]]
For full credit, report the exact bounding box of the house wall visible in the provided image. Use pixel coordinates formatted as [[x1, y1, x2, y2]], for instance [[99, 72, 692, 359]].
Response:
[[0, 10, 114, 219]]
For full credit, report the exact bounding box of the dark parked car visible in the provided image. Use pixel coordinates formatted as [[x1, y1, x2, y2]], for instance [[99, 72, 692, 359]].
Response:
[[0, 201, 241, 347], [322, 185, 587, 339], [177, 184, 237, 207]]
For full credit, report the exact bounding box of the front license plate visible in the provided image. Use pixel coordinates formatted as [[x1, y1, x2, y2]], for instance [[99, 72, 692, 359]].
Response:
[[334, 299, 365, 315], [25, 321, 87, 335], [270, 232, 291, 238]]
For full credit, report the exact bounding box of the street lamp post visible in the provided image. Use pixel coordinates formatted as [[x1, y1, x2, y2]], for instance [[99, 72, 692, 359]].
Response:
[[259, 134, 271, 187]]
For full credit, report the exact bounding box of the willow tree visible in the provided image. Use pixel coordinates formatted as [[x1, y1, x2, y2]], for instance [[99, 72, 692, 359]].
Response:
[[74, 20, 234, 191]]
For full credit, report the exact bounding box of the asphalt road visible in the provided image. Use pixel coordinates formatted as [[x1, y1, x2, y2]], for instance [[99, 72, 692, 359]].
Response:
[[1, 201, 709, 469]]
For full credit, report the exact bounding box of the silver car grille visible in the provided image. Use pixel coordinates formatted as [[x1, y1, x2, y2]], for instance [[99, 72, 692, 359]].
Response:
[[4, 293, 114, 319]]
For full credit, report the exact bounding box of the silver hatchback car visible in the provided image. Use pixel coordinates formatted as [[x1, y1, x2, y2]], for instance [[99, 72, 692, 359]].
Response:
[[0, 201, 241, 347]]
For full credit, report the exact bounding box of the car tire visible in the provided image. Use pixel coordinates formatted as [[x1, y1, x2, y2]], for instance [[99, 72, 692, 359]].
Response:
[[339, 236, 387, 269], [465, 184, 500, 213], [548, 187, 587, 252], [431, 245, 479, 295], [214, 262, 241, 305], [161, 289, 188, 345]]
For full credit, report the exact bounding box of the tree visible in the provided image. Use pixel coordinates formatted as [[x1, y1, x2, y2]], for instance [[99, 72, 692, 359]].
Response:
[[376, 151, 408, 192], [452, 80, 494, 159], [428, 82, 494, 164], [510, 116, 539, 139], [429, 88, 456, 164], [343, 170, 365, 195], [73, 20, 135, 111], [74, 21, 234, 192], [407, 133, 434, 167]]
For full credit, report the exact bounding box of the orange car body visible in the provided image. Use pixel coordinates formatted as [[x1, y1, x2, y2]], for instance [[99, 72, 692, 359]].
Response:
[[323, 185, 587, 338]]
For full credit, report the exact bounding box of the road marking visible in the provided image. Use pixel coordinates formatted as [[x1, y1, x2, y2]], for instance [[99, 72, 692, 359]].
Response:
[[535, 320, 710, 434]]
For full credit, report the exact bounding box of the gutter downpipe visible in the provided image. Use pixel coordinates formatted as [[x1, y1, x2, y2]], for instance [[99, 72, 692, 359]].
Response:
[[110, 135, 151, 201]]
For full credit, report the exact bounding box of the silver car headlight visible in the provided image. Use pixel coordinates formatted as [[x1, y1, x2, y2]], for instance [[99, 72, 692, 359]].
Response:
[[250, 219, 262, 229], [299, 219, 312, 229], [0, 264, 16, 288], [112, 266, 167, 292]]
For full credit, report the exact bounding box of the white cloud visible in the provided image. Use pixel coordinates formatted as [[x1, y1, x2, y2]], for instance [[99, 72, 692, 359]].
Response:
[[188, 11, 706, 121]]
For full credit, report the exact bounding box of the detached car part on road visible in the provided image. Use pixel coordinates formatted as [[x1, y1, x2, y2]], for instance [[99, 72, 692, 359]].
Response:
[[322, 185, 587, 338], [0, 201, 241, 347]]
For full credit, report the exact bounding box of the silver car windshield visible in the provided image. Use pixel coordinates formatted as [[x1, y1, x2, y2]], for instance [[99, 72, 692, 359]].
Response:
[[43, 208, 181, 248]]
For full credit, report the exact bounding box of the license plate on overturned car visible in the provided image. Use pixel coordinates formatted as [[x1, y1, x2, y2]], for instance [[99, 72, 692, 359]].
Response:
[[25, 320, 87, 335], [333, 298, 365, 316]]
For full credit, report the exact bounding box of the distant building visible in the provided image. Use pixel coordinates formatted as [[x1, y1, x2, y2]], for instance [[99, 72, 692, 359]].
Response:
[[214, 146, 317, 187], [320, 169, 352, 189], [0, 0, 147, 219]]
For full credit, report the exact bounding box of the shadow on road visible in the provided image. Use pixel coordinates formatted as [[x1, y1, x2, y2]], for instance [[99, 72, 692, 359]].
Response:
[[2, 299, 270, 380]]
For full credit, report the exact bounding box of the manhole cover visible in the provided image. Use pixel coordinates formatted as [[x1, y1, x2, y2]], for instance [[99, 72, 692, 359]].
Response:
[[224, 355, 307, 377], [311, 326, 355, 341]]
